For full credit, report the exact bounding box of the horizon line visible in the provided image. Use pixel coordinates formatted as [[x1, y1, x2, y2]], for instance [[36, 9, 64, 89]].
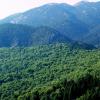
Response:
[[0, 1, 99, 20]]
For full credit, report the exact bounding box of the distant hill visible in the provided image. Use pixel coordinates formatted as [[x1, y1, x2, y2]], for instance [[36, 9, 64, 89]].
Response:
[[0, 3, 89, 40], [0, 1, 100, 46], [0, 23, 72, 47], [0, 23, 96, 49], [75, 1, 100, 28]]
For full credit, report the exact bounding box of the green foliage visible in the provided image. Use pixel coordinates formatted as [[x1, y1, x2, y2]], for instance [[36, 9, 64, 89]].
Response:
[[0, 43, 100, 100]]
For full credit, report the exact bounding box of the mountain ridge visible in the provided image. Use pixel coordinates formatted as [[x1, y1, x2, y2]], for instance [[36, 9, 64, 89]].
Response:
[[0, 2, 100, 47], [0, 23, 73, 47]]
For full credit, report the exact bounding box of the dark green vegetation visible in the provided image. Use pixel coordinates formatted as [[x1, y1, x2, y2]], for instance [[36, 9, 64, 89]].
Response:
[[0, 43, 100, 100], [0, 1, 100, 46]]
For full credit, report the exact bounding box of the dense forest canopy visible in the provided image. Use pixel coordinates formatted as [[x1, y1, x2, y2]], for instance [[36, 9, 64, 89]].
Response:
[[0, 43, 100, 100]]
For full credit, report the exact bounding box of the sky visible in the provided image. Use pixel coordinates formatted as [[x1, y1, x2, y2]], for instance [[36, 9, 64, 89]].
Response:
[[0, 0, 100, 19]]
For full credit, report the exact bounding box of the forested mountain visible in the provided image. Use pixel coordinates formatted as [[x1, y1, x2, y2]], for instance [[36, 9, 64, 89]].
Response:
[[75, 1, 100, 28], [0, 3, 88, 40], [0, 23, 96, 49], [0, 23, 71, 47], [0, 1, 100, 100], [0, 43, 100, 100], [0, 1, 100, 46]]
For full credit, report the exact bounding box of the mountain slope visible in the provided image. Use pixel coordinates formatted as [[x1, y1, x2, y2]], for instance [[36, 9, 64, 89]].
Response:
[[75, 1, 100, 28], [0, 3, 88, 40], [0, 2, 100, 46], [0, 23, 72, 47], [82, 25, 100, 47], [0, 43, 100, 100]]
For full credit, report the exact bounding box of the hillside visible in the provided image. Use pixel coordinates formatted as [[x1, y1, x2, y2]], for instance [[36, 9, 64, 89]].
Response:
[[0, 23, 71, 47], [0, 43, 100, 100], [0, 1, 100, 100], [0, 1, 100, 46], [0, 3, 88, 40]]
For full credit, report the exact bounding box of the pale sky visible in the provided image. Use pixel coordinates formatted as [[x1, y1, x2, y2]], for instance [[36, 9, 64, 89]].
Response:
[[0, 0, 99, 19]]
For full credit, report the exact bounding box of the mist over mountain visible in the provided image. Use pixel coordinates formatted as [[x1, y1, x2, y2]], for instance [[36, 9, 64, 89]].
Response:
[[0, 23, 73, 47], [0, 1, 100, 47], [0, 3, 88, 40]]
